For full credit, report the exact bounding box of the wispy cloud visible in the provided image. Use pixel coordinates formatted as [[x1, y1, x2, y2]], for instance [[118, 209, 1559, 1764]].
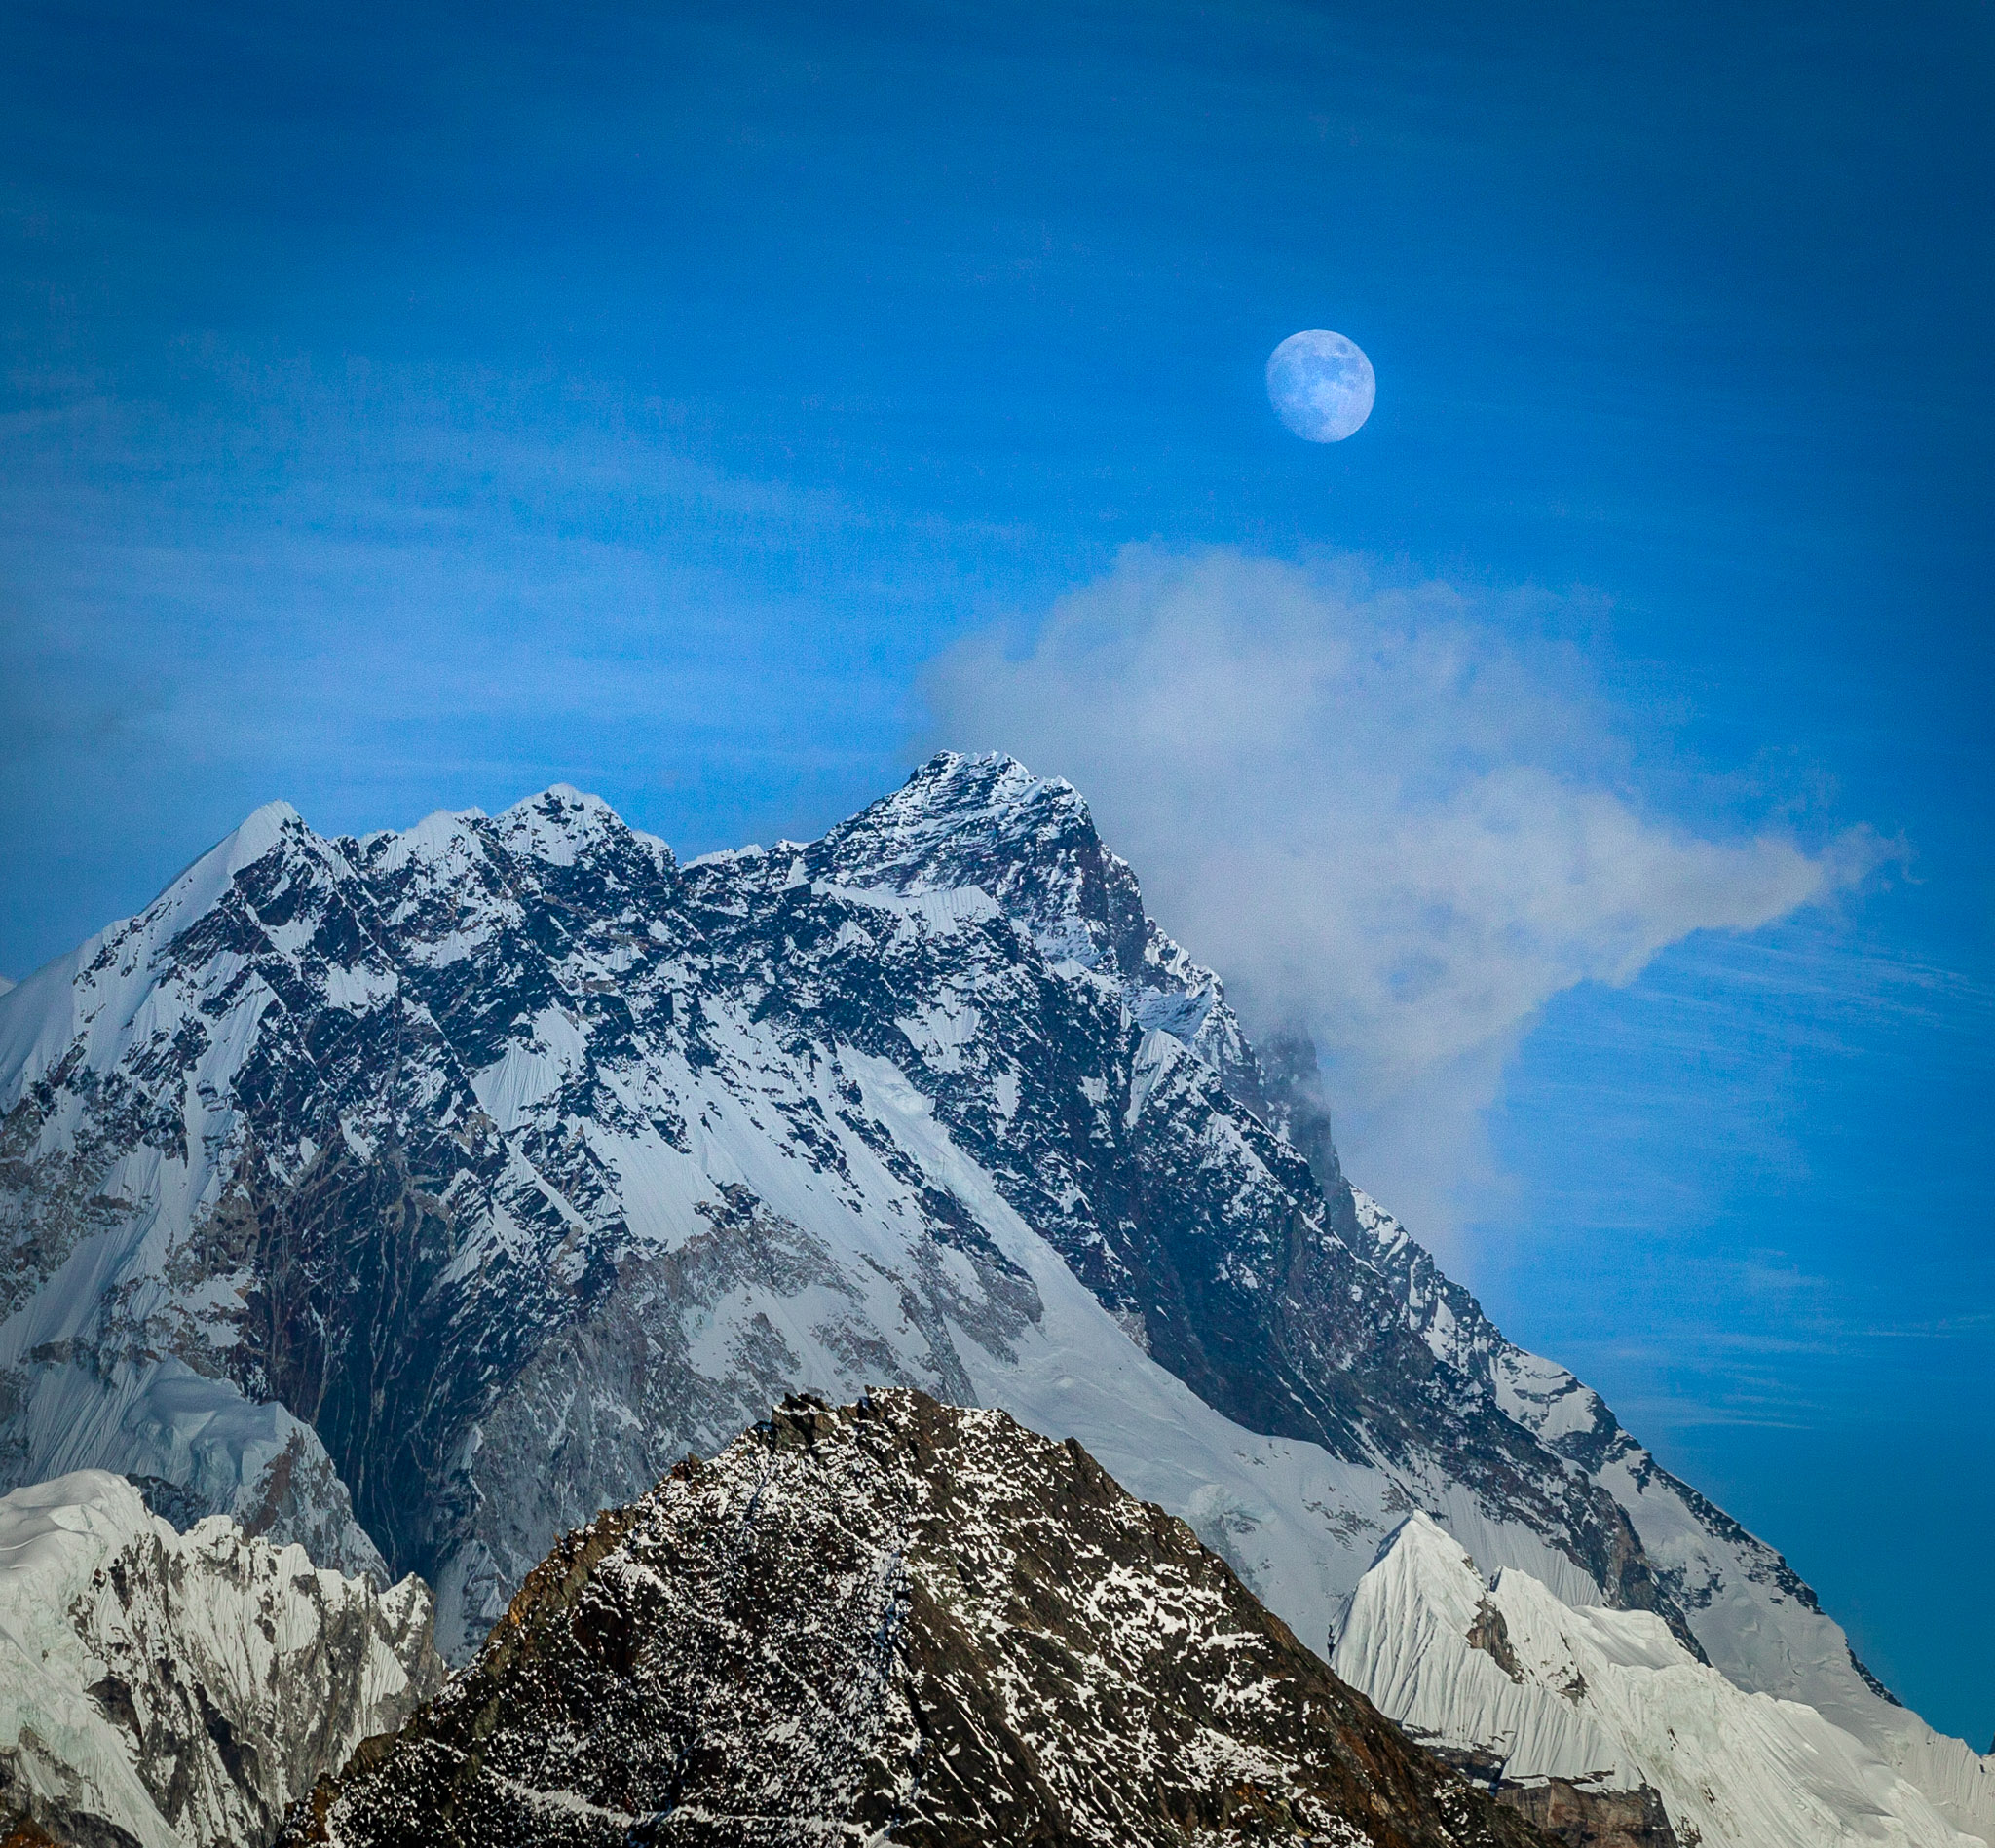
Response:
[[924, 547, 1886, 1246]]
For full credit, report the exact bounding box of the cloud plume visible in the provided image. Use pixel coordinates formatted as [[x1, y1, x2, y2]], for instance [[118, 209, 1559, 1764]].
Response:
[[924, 548, 1879, 1248]]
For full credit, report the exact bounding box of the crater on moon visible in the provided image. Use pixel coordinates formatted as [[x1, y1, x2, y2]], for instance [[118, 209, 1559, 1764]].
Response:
[[1267, 330, 1375, 442]]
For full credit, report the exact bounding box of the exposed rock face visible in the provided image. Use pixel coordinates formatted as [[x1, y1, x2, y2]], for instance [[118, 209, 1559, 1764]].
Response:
[[1492, 1782, 1677, 1848], [0, 1471, 442, 1848], [282, 1390, 1549, 1848], [3, 753, 1987, 1840]]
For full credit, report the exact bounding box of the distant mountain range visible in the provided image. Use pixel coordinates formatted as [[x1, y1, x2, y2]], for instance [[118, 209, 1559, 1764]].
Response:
[[2, 752, 1987, 1846]]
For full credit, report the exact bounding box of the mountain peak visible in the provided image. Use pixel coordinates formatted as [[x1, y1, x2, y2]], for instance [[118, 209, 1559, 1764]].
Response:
[[813, 750, 1157, 980], [282, 1389, 1544, 1848], [1333, 1506, 1972, 1847], [493, 782, 670, 869], [823, 753, 1087, 873], [230, 796, 306, 844], [174, 797, 315, 896]]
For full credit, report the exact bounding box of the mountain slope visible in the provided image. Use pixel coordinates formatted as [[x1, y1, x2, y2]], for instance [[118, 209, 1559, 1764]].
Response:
[[282, 1389, 1548, 1848], [0, 1470, 441, 1848], [1, 753, 1984, 1840], [1332, 1513, 1975, 1848]]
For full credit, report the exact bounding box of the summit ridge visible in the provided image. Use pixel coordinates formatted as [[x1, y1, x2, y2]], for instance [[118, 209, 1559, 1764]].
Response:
[[1, 753, 1986, 1844], [282, 1389, 1550, 1848]]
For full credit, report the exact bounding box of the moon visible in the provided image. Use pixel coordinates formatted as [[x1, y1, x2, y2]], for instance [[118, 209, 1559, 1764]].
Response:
[[1266, 330, 1375, 442]]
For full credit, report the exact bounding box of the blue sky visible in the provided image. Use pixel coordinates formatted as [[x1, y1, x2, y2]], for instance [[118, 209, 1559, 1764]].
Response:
[[2, 1, 1989, 1743]]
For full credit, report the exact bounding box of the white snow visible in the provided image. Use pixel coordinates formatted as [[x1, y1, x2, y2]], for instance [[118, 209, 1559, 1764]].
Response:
[[1333, 1512, 1979, 1848], [4, 765, 1987, 1846], [815, 878, 1003, 930], [471, 1006, 591, 1132], [0, 1470, 432, 1848]]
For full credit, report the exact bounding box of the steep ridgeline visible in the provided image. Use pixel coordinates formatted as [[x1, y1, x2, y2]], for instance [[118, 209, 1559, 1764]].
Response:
[[282, 1390, 1549, 1848], [1, 754, 1987, 1840], [1332, 1514, 1975, 1848], [0, 1471, 440, 1848]]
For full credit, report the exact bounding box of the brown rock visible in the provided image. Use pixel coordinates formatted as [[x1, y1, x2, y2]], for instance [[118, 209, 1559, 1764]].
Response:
[[1494, 1779, 1679, 1848], [281, 1389, 1553, 1848]]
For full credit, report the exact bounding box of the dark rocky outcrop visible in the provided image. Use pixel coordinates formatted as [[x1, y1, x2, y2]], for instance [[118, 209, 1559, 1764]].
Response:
[[1492, 1781, 1678, 1848], [282, 1391, 1551, 1848]]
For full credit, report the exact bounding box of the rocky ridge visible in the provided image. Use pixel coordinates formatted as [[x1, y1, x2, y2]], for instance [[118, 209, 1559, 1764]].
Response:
[[1, 752, 1986, 1842], [282, 1389, 1550, 1848]]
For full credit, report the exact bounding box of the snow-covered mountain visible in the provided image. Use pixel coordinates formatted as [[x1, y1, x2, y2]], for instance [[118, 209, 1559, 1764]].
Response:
[[1333, 1512, 1976, 1848], [0, 1469, 440, 1847], [1, 752, 1986, 1840], [281, 1388, 1546, 1848]]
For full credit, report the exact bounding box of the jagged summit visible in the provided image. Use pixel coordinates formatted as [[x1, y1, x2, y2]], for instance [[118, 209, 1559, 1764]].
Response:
[[1332, 1513, 1976, 1848], [814, 752, 1096, 896], [0, 1469, 439, 1848], [488, 781, 672, 869], [813, 751, 1239, 1060], [2, 756, 1986, 1840], [282, 1389, 1547, 1848]]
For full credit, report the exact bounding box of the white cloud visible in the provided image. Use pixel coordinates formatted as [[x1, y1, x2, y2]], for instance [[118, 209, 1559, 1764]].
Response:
[[923, 547, 1880, 1249]]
